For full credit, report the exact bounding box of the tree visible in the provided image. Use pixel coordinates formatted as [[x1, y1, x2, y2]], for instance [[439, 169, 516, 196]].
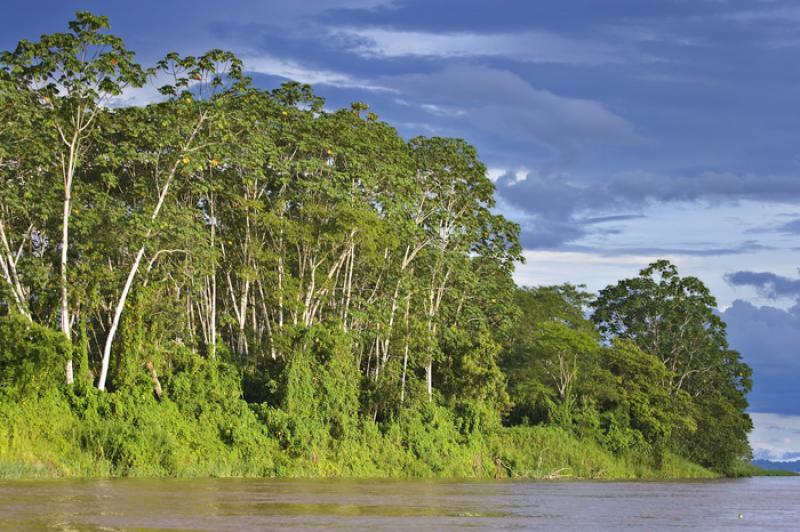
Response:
[[0, 70, 40, 320], [600, 340, 694, 465], [591, 260, 752, 471], [1, 12, 147, 383], [96, 49, 247, 390], [502, 285, 597, 426], [407, 136, 503, 400]]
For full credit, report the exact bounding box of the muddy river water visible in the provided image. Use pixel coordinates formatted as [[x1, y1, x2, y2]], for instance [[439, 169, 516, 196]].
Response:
[[1, 476, 798, 530]]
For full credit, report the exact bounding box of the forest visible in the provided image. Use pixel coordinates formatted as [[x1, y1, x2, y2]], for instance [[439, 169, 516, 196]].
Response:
[[0, 12, 752, 479]]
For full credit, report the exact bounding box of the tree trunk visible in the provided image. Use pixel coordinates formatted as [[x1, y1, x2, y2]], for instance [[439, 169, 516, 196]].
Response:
[[209, 198, 217, 359], [97, 112, 206, 391], [60, 139, 77, 385], [0, 219, 31, 320], [426, 362, 433, 401], [145, 360, 163, 400], [400, 294, 411, 405], [98, 246, 146, 390]]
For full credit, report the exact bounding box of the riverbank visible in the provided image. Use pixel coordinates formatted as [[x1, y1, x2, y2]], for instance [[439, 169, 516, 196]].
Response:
[[738, 464, 799, 477], [0, 387, 715, 481]]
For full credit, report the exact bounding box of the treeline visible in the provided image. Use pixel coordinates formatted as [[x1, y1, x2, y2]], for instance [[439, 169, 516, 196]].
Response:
[[505, 264, 752, 473], [0, 13, 751, 478]]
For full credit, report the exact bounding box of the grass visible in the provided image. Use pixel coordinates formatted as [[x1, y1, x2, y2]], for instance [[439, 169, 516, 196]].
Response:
[[0, 384, 719, 481], [734, 463, 800, 477]]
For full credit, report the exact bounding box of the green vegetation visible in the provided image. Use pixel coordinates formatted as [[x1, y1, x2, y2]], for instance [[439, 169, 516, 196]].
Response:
[[735, 463, 799, 477], [749, 459, 800, 476], [0, 13, 749, 480]]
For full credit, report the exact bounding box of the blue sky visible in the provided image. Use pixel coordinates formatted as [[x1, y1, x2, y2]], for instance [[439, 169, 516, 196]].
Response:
[[4, 0, 800, 460]]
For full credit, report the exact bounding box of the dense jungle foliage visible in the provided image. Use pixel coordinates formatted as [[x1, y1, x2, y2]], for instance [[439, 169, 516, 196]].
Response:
[[0, 13, 750, 479]]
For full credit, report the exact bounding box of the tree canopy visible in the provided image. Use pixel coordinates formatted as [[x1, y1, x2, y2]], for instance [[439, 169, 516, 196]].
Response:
[[0, 12, 753, 479], [591, 260, 752, 472]]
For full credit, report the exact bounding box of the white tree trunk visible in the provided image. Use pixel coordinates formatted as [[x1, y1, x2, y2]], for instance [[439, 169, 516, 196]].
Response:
[[97, 246, 146, 391], [97, 112, 206, 390], [426, 362, 433, 401], [60, 138, 78, 385], [0, 219, 30, 320]]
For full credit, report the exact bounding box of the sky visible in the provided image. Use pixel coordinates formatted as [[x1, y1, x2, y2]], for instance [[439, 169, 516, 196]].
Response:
[[3, 0, 800, 461]]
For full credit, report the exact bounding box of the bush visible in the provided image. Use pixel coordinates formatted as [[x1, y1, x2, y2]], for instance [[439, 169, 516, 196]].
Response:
[[0, 314, 70, 400]]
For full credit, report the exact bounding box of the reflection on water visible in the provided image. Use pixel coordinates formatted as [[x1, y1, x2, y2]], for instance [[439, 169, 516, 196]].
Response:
[[1, 476, 798, 530]]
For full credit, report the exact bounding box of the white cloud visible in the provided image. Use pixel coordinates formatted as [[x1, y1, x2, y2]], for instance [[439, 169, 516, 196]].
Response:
[[487, 168, 506, 183], [514, 168, 529, 184], [334, 28, 621, 65], [513, 249, 671, 290], [419, 103, 466, 118], [750, 412, 800, 461], [607, 24, 706, 47], [243, 54, 393, 92], [108, 84, 165, 107], [502, 199, 800, 307], [394, 98, 466, 117]]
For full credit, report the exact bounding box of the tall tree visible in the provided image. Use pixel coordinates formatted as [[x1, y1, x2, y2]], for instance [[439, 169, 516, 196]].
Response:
[[1, 12, 146, 383], [96, 49, 247, 390], [591, 260, 752, 471]]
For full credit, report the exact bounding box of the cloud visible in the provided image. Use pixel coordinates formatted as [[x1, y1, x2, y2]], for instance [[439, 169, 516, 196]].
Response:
[[236, 60, 637, 165], [750, 412, 800, 461], [491, 168, 800, 248], [725, 271, 800, 300], [722, 269, 800, 421], [333, 27, 621, 65], [513, 249, 669, 294], [579, 214, 647, 224], [608, 171, 800, 204], [607, 24, 706, 47], [719, 2, 800, 48], [567, 241, 772, 257], [393, 98, 466, 118], [775, 218, 800, 234], [108, 84, 166, 108], [499, 170, 800, 222], [385, 65, 637, 159], [745, 216, 800, 235], [492, 172, 613, 248], [217, 0, 398, 20], [243, 54, 392, 91], [721, 300, 800, 415]]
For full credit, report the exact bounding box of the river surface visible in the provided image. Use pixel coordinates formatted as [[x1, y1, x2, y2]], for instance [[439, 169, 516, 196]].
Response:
[[1, 476, 798, 530]]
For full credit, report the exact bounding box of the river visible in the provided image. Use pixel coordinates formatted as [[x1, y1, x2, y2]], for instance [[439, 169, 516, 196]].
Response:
[[1, 476, 798, 530]]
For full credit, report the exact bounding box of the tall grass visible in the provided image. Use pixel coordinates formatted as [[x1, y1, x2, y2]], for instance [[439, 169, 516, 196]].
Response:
[[0, 390, 717, 480]]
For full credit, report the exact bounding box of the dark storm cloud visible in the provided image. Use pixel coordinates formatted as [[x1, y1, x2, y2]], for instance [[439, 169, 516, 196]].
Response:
[[721, 300, 800, 415], [722, 270, 800, 415]]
